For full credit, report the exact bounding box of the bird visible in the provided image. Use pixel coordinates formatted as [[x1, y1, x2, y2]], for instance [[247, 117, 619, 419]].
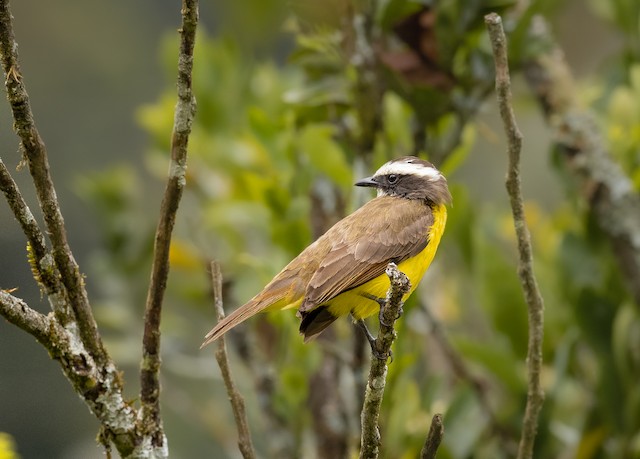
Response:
[[201, 156, 451, 348]]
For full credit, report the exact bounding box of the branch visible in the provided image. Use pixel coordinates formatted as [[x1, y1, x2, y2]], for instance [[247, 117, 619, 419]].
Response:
[[209, 262, 256, 459], [0, 290, 54, 346], [522, 16, 640, 308], [485, 13, 545, 459], [420, 413, 444, 459], [359, 263, 411, 459], [0, 290, 146, 457], [0, 160, 47, 267], [0, 159, 71, 324], [0, 1, 201, 456], [0, 0, 105, 366], [140, 0, 198, 442]]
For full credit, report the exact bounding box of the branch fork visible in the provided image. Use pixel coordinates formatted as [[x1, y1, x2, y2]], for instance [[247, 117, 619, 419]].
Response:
[[0, 0, 199, 456]]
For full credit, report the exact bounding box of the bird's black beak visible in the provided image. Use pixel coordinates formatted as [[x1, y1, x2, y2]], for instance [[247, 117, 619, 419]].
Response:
[[355, 176, 378, 188]]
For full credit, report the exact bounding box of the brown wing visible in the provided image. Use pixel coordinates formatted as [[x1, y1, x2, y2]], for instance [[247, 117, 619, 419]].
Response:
[[299, 196, 434, 313]]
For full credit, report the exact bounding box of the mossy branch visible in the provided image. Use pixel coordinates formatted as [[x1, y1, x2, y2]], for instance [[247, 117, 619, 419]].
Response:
[[0, 159, 72, 325], [0, 290, 141, 457], [359, 263, 411, 459], [0, 0, 105, 366], [0, 0, 200, 456]]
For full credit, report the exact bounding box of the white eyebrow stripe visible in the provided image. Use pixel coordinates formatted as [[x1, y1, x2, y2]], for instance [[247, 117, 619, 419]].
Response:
[[374, 162, 441, 179]]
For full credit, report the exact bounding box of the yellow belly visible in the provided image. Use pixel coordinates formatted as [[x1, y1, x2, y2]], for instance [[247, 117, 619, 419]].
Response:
[[327, 203, 447, 319]]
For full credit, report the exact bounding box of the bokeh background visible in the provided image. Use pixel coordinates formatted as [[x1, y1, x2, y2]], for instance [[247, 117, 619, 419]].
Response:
[[1, 0, 638, 458]]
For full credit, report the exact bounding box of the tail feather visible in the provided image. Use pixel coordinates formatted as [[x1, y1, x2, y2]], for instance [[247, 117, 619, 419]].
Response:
[[201, 298, 269, 348], [201, 266, 308, 348], [299, 306, 338, 343]]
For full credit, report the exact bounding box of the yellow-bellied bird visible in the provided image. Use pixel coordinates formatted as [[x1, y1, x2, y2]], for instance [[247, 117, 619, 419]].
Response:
[[202, 156, 451, 347]]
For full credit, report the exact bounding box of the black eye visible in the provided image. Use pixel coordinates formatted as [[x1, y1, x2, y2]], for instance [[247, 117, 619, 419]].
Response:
[[387, 174, 398, 184]]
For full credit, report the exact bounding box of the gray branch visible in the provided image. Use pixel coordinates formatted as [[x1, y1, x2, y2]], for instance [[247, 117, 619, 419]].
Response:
[[0, 0, 200, 456], [0, 159, 72, 324], [139, 0, 198, 447], [0, 0, 105, 366], [0, 290, 142, 457], [209, 262, 256, 459], [0, 290, 54, 346], [485, 13, 545, 459]]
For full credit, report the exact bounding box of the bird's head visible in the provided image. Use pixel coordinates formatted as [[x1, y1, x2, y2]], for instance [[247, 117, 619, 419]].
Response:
[[355, 156, 452, 205]]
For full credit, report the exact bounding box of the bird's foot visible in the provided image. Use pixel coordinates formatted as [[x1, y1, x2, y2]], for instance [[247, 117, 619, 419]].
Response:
[[365, 294, 404, 327], [355, 319, 392, 362], [362, 293, 393, 327]]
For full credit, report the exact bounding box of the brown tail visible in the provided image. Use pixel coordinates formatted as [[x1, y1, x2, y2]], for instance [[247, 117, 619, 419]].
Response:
[[201, 264, 308, 348], [200, 298, 270, 348]]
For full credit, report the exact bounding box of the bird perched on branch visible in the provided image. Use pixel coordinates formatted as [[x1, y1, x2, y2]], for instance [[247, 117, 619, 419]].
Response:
[[201, 156, 451, 348]]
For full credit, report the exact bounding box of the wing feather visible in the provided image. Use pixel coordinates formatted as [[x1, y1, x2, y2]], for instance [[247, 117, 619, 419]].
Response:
[[299, 197, 434, 312]]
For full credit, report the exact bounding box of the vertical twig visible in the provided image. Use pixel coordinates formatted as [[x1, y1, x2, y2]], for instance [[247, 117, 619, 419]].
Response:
[[209, 262, 256, 459], [420, 413, 444, 459], [140, 0, 198, 444], [484, 13, 545, 459], [359, 263, 411, 459], [0, 0, 105, 366]]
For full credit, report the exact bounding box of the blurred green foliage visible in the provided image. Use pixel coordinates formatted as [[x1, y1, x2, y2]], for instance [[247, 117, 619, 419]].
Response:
[[79, 0, 640, 457]]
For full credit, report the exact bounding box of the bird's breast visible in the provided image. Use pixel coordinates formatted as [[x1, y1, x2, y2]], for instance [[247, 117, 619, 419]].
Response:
[[329, 203, 448, 319]]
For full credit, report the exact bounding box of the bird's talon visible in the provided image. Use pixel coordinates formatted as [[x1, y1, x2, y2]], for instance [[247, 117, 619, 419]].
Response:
[[355, 319, 393, 362], [378, 307, 393, 327], [372, 348, 391, 362]]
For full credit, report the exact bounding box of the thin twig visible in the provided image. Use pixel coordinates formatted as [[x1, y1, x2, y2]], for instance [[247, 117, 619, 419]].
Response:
[[140, 0, 198, 442], [0, 159, 71, 324], [485, 13, 545, 459], [0, 160, 48, 270], [0, 0, 105, 366], [420, 413, 444, 459], [0, 290, 54, 346], [359, 263, 411, 459], [209, 262, 256, 459]]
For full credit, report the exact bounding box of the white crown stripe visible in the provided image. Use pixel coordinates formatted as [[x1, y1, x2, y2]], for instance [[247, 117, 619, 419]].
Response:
[[374, 162, 441, 180]]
